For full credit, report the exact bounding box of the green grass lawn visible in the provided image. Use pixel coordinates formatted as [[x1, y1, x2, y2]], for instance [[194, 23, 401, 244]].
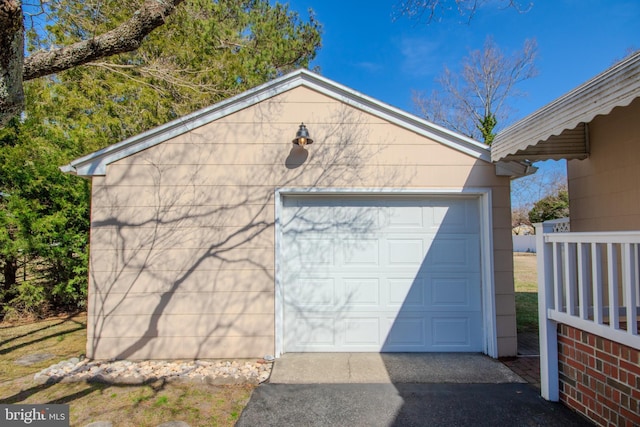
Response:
[[0, 314, 254, 426], [513, 253, 539, 333]]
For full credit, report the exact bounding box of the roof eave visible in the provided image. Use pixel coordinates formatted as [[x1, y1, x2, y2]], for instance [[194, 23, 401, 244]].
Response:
[[61, 70, 312, 176], [492, 51, 640, 163], [495, 160, 538, 178]]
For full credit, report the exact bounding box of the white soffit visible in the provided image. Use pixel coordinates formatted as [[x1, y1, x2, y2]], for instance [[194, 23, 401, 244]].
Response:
[[491, 51, 640, 163], [60, 69, 491, 176]]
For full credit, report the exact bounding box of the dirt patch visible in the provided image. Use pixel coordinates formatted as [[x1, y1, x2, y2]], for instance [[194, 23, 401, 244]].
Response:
[[14, 353, 55, 366]]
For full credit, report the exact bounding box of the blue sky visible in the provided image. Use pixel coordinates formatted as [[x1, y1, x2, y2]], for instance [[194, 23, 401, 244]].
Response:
[[287, 0, 638, 121], [284, 0, 639, 205]]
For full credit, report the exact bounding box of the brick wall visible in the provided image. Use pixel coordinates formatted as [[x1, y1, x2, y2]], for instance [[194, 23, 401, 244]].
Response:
[[558, 324, 640, 426]]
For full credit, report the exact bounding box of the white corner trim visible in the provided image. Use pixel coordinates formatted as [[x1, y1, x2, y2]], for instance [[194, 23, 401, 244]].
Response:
[[478, 189, 497, 357], [273, 187, 497, 358], [274, 190, 285, 358]]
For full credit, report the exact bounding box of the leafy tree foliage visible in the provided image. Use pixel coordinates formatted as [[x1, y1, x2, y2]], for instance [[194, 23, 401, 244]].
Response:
[[26, 0, 321, 143], [478, 113, 497, 146], [0, 0, 321, 317], [0, 113, 90, 316], [528, 187, 569, 225], [511, 164, 567, 234]]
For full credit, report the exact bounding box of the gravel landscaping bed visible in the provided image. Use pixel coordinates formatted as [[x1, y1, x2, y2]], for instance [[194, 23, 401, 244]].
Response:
[[34, 357, 273, 385]]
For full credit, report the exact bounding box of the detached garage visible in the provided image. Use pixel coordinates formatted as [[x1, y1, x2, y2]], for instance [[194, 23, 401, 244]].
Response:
[[62, 70, 521, 360]]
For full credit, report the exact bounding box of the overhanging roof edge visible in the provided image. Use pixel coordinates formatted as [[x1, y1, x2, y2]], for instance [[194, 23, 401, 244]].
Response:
[[492, 51, 640, 162]]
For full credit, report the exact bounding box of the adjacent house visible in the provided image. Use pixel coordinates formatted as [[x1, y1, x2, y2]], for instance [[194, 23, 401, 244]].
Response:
[[62, 70, 527, 361], [492, 51, 640, 426]]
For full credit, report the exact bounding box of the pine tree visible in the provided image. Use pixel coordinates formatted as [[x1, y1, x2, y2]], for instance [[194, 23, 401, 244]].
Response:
[[0, 0, 321, 317]]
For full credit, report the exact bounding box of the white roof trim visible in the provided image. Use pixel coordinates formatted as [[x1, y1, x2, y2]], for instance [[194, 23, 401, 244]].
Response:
[[494, 160, 537, 177], [61, 69, 490, 176], [492, 51, 640, 162]]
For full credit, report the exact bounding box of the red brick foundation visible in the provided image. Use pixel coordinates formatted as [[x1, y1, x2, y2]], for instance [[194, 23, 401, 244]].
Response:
[[558, 324, 640, 426]]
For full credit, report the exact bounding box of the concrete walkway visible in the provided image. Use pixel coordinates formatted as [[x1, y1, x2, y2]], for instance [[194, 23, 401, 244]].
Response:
[[269, 352, 524, 384], [237, 353, 594, 427]]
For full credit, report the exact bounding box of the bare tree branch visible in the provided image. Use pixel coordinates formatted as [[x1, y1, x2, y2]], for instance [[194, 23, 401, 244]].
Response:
[[0, 0, 186, 126], [395, 0, 532, 24], [413, 36, 537, 143], [86, 59, 235, 97], [23, 0, 185, 80]]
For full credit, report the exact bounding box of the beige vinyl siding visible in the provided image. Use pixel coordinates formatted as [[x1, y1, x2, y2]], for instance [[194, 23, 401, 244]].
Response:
[[113, 143, 478, 166], [90, 291, 272, 316], [86, 337, 274, 360], [87, 85, 515, 359], [567, 97, 640, 232], [102, 164, 502, 188], [89, 269, 273, 295]]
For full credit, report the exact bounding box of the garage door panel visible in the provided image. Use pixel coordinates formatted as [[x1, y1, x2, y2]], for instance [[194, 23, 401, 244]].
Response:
[[344, 318, 381, 346], [426, 199, 480, 233], [429, 312, 483, 350], [282, 195, 483, 353], [383, 316, 427, 348], [431, 277, 480, 309], [343, 278, 380, 306], [286, 314, 336, 349], [387, 239, 424, 265], [387, 277, 425, 307], [343, 239, 379, 265], [431, 204, 465, 229], [283, 205, 380, 234], [285, 278, 336, 308], [287, 237, 335, 265], [426, 236, 480, 271], [432, 317, 471, 346], [384, 206, 424, 228]]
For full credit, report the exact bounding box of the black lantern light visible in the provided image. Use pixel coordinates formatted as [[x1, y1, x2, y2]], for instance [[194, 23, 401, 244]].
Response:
[[292, 123, 314, 146]]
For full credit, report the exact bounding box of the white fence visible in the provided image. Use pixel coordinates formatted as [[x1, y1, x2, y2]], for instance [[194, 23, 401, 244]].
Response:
[[535, 219, 640, 400], [513, 235, 536, 253]]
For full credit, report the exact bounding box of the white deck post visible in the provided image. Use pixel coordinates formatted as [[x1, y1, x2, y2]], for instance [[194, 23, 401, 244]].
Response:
[[535, 221, 559, 401]]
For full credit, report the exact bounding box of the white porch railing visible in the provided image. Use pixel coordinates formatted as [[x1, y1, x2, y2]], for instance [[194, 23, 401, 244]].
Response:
[[535, 219, 640, 401]]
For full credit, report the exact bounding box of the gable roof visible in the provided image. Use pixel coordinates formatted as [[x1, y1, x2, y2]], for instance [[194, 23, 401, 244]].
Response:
[[492, 51, 640, 163], [61, 69, 493, 176]]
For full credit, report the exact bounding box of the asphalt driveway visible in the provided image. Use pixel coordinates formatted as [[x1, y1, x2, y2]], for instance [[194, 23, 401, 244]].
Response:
[[236, 353, 593, 427]]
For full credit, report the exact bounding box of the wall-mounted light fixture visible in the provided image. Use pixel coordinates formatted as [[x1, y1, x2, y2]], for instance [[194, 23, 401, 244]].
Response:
[[292, 123, 314, 146]]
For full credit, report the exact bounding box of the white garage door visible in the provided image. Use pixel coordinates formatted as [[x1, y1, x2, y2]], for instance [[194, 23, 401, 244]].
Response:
[[281, 195, 483, 352]]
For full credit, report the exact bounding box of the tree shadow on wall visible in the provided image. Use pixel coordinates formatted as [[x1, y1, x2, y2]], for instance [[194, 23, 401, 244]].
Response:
[[87, 102, 407, 360]]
